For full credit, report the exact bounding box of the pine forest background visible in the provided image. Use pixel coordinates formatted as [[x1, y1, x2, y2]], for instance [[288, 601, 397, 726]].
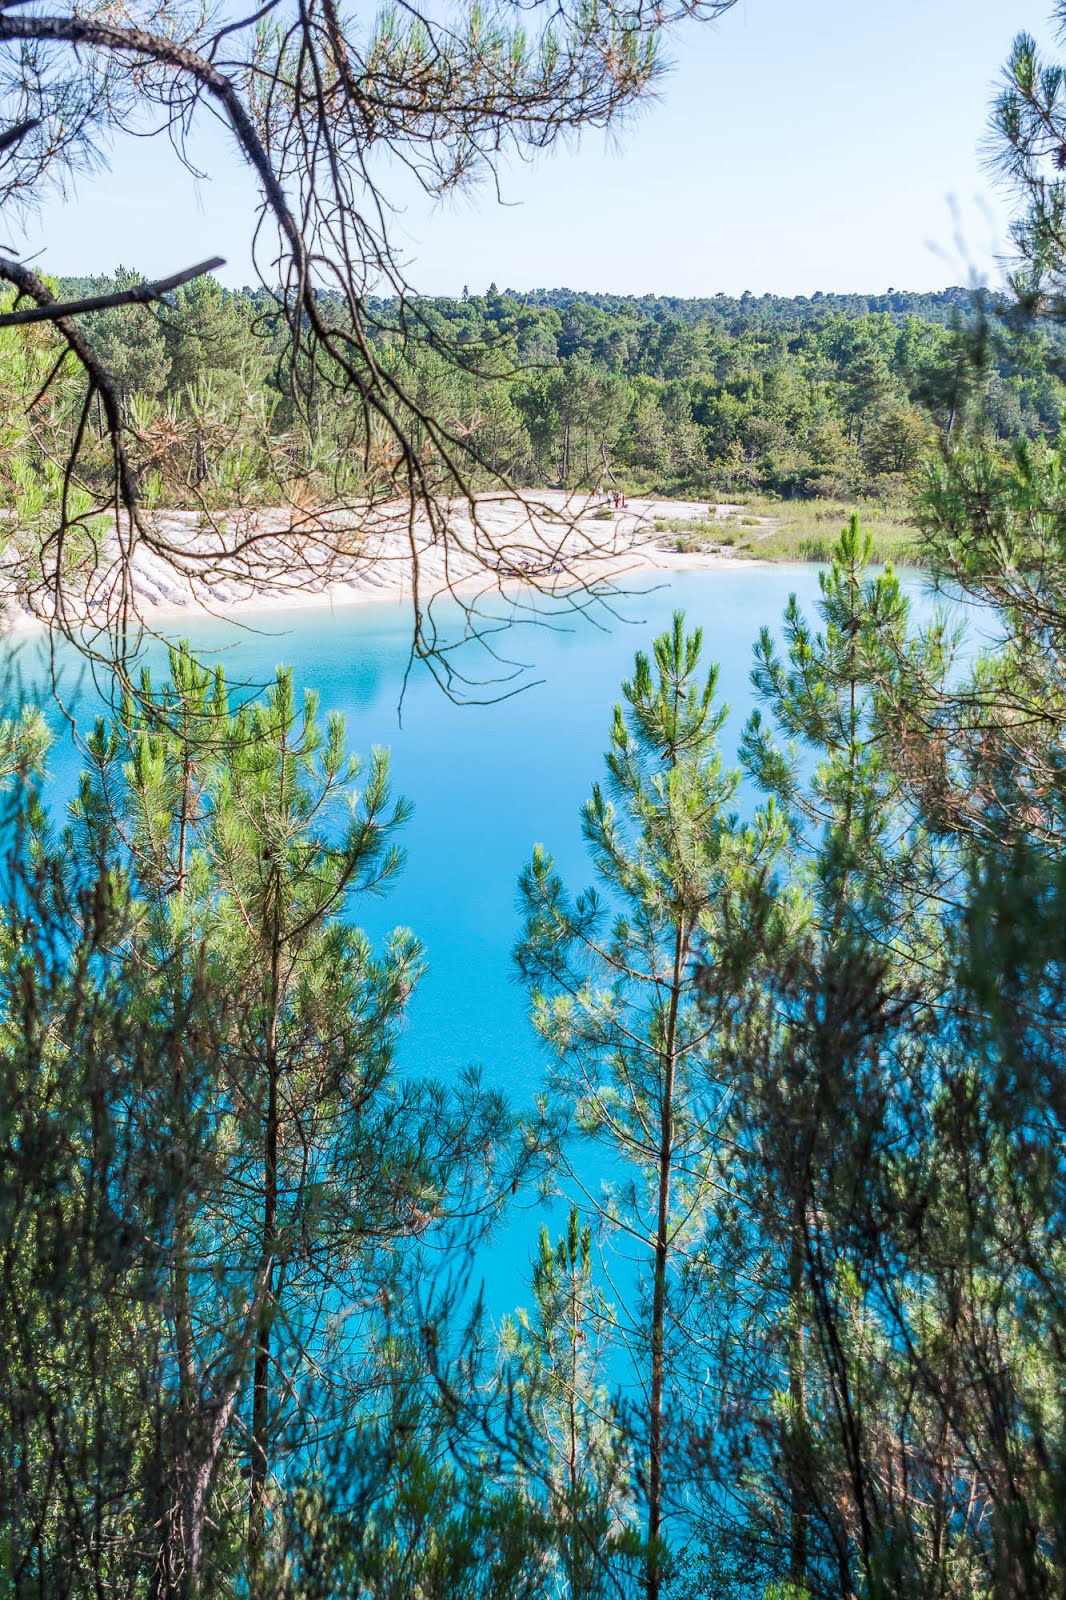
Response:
[[4, 277, 1054, 540]]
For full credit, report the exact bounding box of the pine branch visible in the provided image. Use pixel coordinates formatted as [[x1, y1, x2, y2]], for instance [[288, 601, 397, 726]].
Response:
[[0, 256, 226, 326], [0, 116, 39, 152]]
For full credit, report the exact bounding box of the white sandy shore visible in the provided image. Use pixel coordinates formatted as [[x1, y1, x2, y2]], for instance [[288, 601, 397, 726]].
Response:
[[3, 491, 756, 634]]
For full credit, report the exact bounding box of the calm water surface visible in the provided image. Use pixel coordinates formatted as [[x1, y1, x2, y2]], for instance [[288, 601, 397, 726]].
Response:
[[7, 564, 939, 1304]]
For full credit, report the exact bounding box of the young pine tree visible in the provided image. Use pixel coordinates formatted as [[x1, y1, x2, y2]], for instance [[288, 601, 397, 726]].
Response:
[[721, 517, 950, 1597], [68, 654, 428, 1596], [517, 612, 778, 1600], [503, 1208, 634, 1598]]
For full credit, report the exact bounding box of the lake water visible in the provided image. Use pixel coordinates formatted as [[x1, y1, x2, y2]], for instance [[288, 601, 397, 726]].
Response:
[[6, 563, 938, 1306]]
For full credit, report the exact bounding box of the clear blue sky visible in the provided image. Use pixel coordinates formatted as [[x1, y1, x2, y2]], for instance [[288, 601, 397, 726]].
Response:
[[6, 0, 1058, 295]]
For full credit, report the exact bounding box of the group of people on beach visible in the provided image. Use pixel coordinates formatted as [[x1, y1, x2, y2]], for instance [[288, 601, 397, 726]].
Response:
[[599, 487, 627, 510]]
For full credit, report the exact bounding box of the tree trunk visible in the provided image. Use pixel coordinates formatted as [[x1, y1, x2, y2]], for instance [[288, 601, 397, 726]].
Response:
[[248, 933, 280, 1595], [647, 918, 686, 1600], [787, 1212, 808, 1591], [169, 749, 198, 1595], [567, 1245, 581, 1598]]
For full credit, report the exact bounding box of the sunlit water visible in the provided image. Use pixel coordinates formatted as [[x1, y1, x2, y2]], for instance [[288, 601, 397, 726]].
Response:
[[5, 563, 945, 1311]]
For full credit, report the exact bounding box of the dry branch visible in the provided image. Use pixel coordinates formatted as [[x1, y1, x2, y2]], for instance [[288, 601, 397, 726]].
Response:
[[0, 255, 226, 326]]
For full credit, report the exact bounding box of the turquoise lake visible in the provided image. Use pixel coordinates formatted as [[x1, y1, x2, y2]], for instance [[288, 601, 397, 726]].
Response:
[[6, 562, 944, 1306]]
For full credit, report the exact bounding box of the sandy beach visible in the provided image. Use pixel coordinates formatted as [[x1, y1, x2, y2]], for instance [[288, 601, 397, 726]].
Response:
[[3, 491, 754, 635]]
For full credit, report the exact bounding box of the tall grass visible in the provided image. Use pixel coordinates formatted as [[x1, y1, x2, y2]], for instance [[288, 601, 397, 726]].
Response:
[[655, 497, 920, 565]]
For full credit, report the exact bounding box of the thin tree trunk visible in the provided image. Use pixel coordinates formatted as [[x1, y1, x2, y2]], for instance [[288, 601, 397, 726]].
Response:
[[788, 1211, 808, 1590], [249, 723, 289, 1596], [184, 1266, 275, 1591], [248, 932, 280, 1594], [171, 747, 197, 1595], [567, 1244, 581, 1598], [647, 917, 686, 1600], [173, 1035, 197, 1596]]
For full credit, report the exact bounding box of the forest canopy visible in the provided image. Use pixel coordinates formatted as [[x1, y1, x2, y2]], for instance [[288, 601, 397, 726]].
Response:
[[4, 276, 1054, 511]]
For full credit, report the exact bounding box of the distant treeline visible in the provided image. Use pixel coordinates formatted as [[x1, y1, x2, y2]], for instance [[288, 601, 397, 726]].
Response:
[[12, 272, 1063, 507], [427, 283, 982, 326]]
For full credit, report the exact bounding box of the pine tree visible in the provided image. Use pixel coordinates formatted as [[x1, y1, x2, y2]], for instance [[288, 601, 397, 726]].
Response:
[[503, 1208, 634, 1597], [207, 669, 423, 1590], [517, 612, 778, 1600], [68, 653, 429, 1594], [720, 517, 950, 1596]]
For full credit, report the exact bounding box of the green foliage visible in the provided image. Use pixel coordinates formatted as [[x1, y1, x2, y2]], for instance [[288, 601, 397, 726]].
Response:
[[501, 1210, 636, 1598], [82, 267, 172, 403], [5, 275, 1059, 524], [517, 612, 781, 1598], [0, 648, 532, 1597], [9, 498, 1066, 1598], [14, 3, 1066, 1593]]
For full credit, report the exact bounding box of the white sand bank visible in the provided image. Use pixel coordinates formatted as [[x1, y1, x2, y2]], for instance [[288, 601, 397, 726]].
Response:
[[3, 492, 754, 634]]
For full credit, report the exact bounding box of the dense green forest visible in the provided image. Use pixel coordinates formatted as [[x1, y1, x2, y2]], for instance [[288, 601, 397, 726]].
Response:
[[6, 274, 1061, 512]]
